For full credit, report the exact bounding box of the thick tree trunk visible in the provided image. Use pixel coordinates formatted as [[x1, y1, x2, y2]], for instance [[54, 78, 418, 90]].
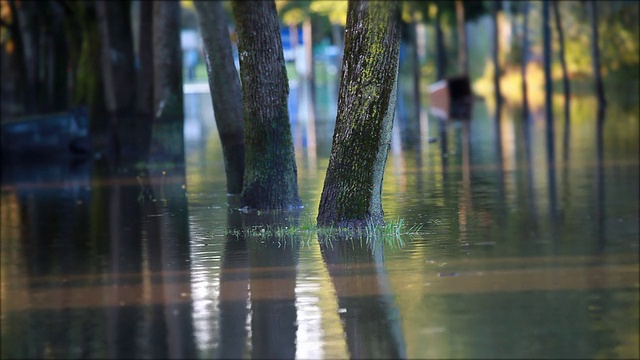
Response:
[[455, 0, 467, 75], [588, 0, 606, 107], [435, 1, 447, 81], [232, 0, 302, 210], [317, 0, 401, 228], [151, 1, 184, 163], [493, 0, 502, 106], [194, 1, 245, 195], [552, 0, 570, 121]]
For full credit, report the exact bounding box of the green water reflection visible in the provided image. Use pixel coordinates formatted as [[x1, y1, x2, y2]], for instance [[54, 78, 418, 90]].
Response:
[[1, 88, 638, 358]]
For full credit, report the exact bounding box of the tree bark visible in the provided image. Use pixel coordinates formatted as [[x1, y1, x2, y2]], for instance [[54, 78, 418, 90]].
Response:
[[588, 0, 606, 107], [317, 0, 401, 228], [194, 1, 245, 195], [232, 0, 302, 210], [151, 1, 184, 163], [552, 0, 570, 121]]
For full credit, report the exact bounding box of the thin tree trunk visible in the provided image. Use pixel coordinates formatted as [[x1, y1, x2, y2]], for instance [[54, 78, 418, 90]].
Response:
[[543, 0, 553, 123], [455, 0, 467, 75], [317, 0, 401, 228], [303, 17, 317, 154], [96, 1, 136, 115], [411, 20, 421, 123], [151, 1, 184, 163], [232, 0, 302, 210], [552, 0, 570, 121], [194, 1, 245, 195], [588, 0, 606, 107], [521, 0, 529, 118], [435, 0, 447, 81], [137, 0, 154, 115], [493, 0, 502, 106]]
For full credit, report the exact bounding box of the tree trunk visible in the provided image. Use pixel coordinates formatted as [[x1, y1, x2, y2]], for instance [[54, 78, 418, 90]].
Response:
[[137, 0, 154, 115], [151, 1, 184, 163], [95, 1, 136, 115], [493, 0, 502, 106], [232, 0, 302, 210], [435, 0, 447, 81], [194, 1, 246, 195], [71, 1, 108, 143], [411, 20, 421, 124], [588, 0, 606, 107], [552, 0, 570, 121], [455, 0, 467, 75], [521, 0, 529, 118], [317, 0, 401, 228], [543, 0, 553, 123]]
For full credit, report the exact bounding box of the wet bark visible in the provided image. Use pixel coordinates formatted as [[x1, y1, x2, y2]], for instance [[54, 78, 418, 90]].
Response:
[[232, 0, 302, 210], [455, 0, 468, 75], [317, 0, 401, 228], [194, 1, 245, 195], [552, 0, 570, 121], [151, 1, 184, 163], [588, 0, 606, 107]]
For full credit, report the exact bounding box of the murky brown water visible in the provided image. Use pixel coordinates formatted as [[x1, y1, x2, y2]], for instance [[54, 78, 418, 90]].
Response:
[[1, 91, 638, 359]]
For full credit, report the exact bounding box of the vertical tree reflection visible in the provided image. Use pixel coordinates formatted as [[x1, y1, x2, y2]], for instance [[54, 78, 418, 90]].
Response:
[[244, 211, 301, 359], [319, 237, 407, 359], [216, 207, 250, 359]]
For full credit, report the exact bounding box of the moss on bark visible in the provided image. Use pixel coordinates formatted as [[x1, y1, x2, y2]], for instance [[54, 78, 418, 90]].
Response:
[[232, 0, 302, 210], [317, 1, 401, 228]]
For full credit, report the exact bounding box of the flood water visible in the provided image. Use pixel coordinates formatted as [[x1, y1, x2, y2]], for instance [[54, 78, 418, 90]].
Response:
[[1, 84, 639, 359]]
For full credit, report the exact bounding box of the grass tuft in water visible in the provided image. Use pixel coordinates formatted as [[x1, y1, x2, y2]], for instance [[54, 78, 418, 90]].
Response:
[[225, 218, 423, 249]]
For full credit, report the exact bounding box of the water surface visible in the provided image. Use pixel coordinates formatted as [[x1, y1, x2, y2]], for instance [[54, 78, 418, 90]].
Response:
[[1, 91, 638, 359]]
